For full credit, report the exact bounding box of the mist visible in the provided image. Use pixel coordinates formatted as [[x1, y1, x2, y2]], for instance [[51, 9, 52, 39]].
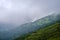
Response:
[[0, 0, 60, 26]]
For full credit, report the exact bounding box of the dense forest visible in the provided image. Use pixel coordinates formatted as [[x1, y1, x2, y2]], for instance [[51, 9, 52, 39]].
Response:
[[15, 23, 60, 40], [15, 13, 60, 40]]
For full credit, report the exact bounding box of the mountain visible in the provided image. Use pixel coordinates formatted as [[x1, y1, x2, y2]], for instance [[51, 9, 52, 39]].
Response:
[[15, 23, 60, 40], [0, 13, 60, 40], [0, 23, 14, 32]]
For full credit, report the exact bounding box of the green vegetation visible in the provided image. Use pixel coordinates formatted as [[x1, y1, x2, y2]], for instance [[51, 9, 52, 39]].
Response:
[[15, 23, 60, 40], [14, 13, 60, 40]]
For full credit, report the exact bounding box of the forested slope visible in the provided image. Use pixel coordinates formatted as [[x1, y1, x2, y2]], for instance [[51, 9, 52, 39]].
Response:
[[15, 23, 60, 40]]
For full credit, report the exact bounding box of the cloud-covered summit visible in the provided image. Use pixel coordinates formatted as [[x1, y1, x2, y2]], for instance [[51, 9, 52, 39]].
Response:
[[0, 0, 60, 26]]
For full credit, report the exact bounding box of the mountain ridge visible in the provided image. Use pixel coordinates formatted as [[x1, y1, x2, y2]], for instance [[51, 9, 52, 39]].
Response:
[[15, 23, 60, 40], [0, 13, 60, 40]]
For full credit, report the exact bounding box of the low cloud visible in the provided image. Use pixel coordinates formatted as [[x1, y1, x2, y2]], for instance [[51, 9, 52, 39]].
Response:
[[0, 0, 60, 26]]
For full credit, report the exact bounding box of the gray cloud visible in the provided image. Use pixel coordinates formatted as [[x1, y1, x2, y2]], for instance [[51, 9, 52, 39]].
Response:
[[0, 0, 60, 26]]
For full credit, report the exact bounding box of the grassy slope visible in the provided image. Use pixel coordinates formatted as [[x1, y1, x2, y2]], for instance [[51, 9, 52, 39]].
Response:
[[15, 23, 60, 40]]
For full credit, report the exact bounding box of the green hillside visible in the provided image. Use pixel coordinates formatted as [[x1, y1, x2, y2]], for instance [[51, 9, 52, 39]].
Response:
[[15, 13, 60, 40], [15, 23, 60, 40]]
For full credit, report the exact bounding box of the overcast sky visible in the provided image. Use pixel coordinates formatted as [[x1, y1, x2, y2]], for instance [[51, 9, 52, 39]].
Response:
[[0, 0, 60, 26]]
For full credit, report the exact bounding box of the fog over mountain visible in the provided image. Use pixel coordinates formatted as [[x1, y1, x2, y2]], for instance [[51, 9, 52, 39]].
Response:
[[0, 0, 60, 26]]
